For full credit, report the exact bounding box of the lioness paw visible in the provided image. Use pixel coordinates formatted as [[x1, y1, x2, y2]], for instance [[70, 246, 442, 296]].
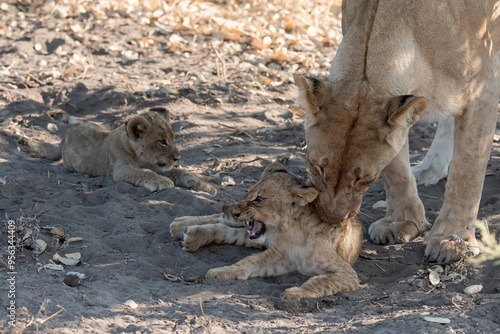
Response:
[[425, 235, 477, 263], [144, 177, 174, 192], [182, 227, 206, 252], [369, 219, 424, 244], [206, 266, 249, 280]]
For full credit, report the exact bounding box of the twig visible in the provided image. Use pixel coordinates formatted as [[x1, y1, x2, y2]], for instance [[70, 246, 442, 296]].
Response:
[[199, 297, 211, 334], [374, 262, 386, 272], [38, 307, 64, 324], [212, 43, 226, 84]]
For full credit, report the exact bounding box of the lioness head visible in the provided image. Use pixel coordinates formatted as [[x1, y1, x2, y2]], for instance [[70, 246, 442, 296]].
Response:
[[294, 75, 427, 223], [232, 162, 318, 244], [125, 107, 181, 172]]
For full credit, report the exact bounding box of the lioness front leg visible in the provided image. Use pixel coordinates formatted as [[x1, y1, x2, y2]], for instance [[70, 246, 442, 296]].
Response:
[[369, 139, 431, 244], [412, 118, 454, 186], [207, 247, 293, 280], [163, 167, 216, 195], [282, 255, 359, 300], [425, 95, 497, 263], [113, 165, 174, 191]]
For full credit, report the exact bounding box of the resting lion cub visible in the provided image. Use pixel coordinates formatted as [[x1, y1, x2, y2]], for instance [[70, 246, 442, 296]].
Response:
[[171, 163, 362, 300], [53, 107, 216, 195]]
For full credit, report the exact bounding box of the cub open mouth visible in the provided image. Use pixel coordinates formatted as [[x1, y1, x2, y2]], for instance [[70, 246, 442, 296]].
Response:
[[247, 220, 266, 239]]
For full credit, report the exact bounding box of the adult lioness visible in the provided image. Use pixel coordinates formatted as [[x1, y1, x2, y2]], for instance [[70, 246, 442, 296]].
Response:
[[294, 1, 499, 263], [170, 163, 362, 300], [53, 107, 216, 195]]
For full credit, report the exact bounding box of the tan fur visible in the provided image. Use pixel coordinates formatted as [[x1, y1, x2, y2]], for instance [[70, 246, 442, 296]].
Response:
[[294, 1, 499, 263], [54, 108, 216, 195], [171, 163, 363, 300]]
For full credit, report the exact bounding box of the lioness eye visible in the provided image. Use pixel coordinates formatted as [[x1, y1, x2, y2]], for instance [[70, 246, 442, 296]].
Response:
[[254, 196, 265, 203], [159, 139, 168, 146]]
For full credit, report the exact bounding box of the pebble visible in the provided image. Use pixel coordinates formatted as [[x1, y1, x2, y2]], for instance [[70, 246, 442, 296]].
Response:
[[68, 116, 78, 125], [463, 284, 483, 295], [47, 123, 58, 132], [221, 176, 236, 186], [423, 316, 451, 324], [5, 83, 17, 90], [124, 300, 138, 309]]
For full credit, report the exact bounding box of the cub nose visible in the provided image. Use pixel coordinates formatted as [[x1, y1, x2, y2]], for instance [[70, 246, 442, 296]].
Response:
[[232, 209, 241, 218]]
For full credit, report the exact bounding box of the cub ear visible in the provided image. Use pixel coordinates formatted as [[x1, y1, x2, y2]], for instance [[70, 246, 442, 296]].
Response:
[[260, 162, 288, 181], [290, 186, 319, 206], [149, 107, 170, 120], [387, 95, 427, 128], [126, 116, 150, 139], [293, 74, 329, 115]]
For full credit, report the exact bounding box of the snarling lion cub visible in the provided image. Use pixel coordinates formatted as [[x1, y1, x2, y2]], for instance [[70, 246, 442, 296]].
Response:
[[53, 107, 216, 195], [294, 0, 499, 263], [171, 163, 362, 300]]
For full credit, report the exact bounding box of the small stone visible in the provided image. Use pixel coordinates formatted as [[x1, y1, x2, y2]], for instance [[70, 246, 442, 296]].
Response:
[[47, 123, 58, 132], [221, 176, 236, 186], [463, 284, 483, 295], [124, 300, 138, 309], [68, 116, 78, 125], [429, 270, 440, 286], [5, 84, 17, 90], [423, 316, 451, 324]]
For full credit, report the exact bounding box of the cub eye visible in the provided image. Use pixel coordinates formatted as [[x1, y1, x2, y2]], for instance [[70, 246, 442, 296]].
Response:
[[159, 139, 168, 146], [253, 196, 265, 203]]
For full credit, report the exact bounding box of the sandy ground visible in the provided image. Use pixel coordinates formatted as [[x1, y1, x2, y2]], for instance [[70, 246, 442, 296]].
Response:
[[1, 2, 500, 333]]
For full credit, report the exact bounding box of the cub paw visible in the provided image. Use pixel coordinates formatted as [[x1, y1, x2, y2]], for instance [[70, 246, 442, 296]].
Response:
[[182, 226, 207, 252], [206, 266, 249, 280], [369, 219, 427, 244], [170, 219, 189, 239], [425, 234, 477, 263], [282, 287, 317, 300], [198, 182, 217, 196], [144, 177, 174, 192], [189, 180, 217, 196]]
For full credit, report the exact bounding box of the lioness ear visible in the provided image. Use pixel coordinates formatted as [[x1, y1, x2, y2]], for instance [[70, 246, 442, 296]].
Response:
[[387, 95, 427, 128], [260, 162, 288, 181], [149, 107, 170, 120], [290, 186, 319, 206], [293, 75, 329, 115], [126, 116, 150, 139]]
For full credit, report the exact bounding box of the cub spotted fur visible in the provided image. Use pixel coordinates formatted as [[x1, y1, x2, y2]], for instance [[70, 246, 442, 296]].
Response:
[[53, 107, 216, 195], [171, 163, 362, 300]]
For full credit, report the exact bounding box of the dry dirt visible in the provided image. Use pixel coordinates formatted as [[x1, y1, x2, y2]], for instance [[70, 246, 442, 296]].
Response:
[[1, 1, 500, 333]]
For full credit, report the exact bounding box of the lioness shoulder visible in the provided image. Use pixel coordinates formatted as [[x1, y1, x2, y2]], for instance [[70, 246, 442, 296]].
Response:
[[55, 107, 216, 195]]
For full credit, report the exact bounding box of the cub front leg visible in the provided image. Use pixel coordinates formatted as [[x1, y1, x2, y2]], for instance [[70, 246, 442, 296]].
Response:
[[163, 167, 216, 195], [207, 247, 293, 280], [170, 213, 227, 239], [282, 254, 359, 300], [113, 165, 174, 191], [369, 139, 431, 244], [182, 224, 261, 252]]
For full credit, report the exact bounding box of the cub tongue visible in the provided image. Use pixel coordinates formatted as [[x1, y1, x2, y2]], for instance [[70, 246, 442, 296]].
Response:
[[250, 221, 263, 234], [248, 220, 264, 239]]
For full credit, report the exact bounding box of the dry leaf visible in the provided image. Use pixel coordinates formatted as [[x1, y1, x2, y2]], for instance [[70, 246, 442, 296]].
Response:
[[288, 108, 306, 117]]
